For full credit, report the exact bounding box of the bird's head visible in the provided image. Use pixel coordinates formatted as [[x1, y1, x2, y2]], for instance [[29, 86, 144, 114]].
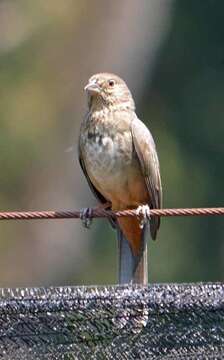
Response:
[[84, 73, 135, 112]]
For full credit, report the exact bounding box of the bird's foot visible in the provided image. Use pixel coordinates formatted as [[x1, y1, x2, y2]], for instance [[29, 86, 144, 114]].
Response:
[[136, 205, 150, 229], [80, 202, 112, 229], [80, 207, 93, 229]]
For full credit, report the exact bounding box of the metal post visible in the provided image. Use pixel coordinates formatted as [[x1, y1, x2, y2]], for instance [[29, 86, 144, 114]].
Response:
[[117, 227, 148, 284]]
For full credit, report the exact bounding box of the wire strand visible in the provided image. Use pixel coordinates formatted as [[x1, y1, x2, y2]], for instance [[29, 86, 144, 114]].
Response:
[[0, 207, 222, 221]]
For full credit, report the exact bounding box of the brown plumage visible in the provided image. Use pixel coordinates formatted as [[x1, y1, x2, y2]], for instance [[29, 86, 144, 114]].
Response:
[[78, 73, 162, 283]]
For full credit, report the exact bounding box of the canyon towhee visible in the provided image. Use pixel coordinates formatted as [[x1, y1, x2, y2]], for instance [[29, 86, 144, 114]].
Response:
[[78, 73, 162, 284]]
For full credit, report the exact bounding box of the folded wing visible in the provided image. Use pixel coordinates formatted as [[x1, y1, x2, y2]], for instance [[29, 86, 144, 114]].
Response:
[[131, 116, 162, 239]]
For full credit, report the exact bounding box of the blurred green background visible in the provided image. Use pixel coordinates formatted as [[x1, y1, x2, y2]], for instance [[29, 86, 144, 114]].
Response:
[[0, 0, 223, 286]]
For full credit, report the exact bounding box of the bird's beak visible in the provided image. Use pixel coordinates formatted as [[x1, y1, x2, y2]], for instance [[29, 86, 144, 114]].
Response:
[[84, 81, 101, 95]]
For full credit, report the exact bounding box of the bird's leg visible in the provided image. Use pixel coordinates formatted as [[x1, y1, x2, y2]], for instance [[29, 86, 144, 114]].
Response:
[[136, 204, 151, 229], [80, 207, 93, 228], [80, 201, 111, 228], [97, 201, 112, 210]]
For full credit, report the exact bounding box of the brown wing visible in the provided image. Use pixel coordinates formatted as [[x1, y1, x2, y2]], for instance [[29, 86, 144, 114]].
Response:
[[131, 116, 162, 239]]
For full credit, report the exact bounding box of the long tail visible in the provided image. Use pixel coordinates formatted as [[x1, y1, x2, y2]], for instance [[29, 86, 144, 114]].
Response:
[[117, 225, 148, 285]]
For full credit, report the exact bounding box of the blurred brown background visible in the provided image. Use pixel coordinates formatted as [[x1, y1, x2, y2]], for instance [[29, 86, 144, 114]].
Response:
[[0, 0, 223, 286]]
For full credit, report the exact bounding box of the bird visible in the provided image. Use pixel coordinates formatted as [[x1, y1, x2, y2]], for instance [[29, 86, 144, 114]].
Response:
[[78, 73, 162, 284]]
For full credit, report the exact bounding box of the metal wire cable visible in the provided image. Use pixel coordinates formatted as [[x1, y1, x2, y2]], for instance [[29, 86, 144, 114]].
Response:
[[0, 207, 222, 220]]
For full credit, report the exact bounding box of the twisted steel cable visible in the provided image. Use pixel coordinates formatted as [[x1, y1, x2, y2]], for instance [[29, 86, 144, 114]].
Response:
[[0, 207, 222, 221]]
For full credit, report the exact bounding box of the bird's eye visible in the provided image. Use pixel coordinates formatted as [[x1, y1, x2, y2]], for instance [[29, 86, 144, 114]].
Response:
[[108, 79, 115, 87]]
